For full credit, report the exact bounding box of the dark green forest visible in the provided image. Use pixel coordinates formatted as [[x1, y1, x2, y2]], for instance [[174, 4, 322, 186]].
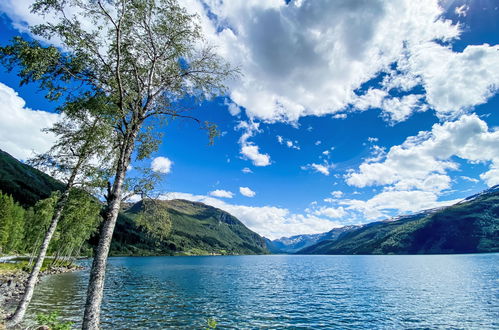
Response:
[[0, 149, 268, 257], [300, 187, 499, 254]]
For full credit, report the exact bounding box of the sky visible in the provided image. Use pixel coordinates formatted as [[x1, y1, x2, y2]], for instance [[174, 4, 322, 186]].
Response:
[[0, 0, 498, 239]]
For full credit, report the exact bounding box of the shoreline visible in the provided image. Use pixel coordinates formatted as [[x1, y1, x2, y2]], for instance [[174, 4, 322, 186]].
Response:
[[0, 261, 84, 323]]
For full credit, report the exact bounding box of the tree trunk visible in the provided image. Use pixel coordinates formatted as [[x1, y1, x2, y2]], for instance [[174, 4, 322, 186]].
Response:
[[82, 129, 137, 330], [6, 188, 71, 327]]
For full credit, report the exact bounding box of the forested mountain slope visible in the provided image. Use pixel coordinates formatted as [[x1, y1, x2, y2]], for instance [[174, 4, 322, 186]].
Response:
[[0, 149, 64, 207], [0, 149, 268, 256], [109, 199, 269, 256], [300, 186, 499, 255]]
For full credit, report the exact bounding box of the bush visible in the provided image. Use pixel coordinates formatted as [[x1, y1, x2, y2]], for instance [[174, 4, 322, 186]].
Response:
[[36, 311, 72, 330]]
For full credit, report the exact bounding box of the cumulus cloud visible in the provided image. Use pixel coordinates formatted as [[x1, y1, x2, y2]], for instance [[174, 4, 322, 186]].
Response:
[[239, 186, 256, 197], [3, 1, 499, 124], [187, 0, 499, 123], [480, 165, 499, 187], [161, 192, 339, 239], [209, 189, 234, 198], [405, 43, 499, 118], [340, 190, 462, 220], [347, 114, 499, 190], [313, 206, 346, 218], [151, 157, 173, 174], [0, 83, 60, 160], [381, 94, 427, 123], [237, 121, 271, 166], [240, 145, 271, 166]]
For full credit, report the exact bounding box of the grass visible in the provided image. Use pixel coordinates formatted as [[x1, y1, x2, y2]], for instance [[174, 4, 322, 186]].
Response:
[[0, 259, 74, 275]]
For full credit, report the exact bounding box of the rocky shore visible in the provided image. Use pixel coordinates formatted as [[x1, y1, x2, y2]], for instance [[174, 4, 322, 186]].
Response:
[[0, 263, 84, 313]]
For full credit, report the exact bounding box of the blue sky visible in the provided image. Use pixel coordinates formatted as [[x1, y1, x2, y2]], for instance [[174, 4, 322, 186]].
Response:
[[0, 0, 498, 239]]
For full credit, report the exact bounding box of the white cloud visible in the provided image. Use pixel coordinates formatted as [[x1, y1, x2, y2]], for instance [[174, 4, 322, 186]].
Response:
[[237, 120, 271, 166], [240, 145, 271, 166], [239, 186, 256, 197], [353, 88, 388, 111], [190, 0, 498, 123], [364, 145, 387, 163], [301, 161, 334, 176], [224, 99, 241, 116], [277, 135, 300, 150], [405, 43, 499, 118], [3, 1, 499, 124], [455, 4, 469, 17], [242, 167, 253, 174], [161, 192, 339, 239], [347, 114, 499, 191], [209, 189, 234, 198], [381, 94, 427, 123], [480, 164, 499, 187], [460, 176, 479, 183], [333, 113, 347, 119], [313, 206, 346, 218], [340, 190, 462, 220], [0, 83, 60, 160], [331, 190, 343, 198], [151, 157, 173, 174], [125, 194, 142, 203]]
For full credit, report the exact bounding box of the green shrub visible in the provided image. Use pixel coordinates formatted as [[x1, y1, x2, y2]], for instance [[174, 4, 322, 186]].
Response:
[[36, 311, 73, 330]]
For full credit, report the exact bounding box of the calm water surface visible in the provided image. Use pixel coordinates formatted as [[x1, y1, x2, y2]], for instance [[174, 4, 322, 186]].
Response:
[[25, 254, 499, 329]]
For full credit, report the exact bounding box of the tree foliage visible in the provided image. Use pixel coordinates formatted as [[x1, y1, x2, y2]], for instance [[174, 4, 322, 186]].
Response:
[[0, 0, 237, 326], [0, 192, 25, 253], [0, 190, 101, 258]]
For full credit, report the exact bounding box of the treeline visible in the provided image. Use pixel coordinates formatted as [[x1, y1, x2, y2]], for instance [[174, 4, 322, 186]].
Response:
[[0, 190, 101, 262]]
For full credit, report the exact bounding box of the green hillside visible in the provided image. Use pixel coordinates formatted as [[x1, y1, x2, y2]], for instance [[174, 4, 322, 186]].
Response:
[[0, 150, 64, 207], [300, 187, 499, 254], [110, 199, 269, 256], [0, 149, 268, 256]]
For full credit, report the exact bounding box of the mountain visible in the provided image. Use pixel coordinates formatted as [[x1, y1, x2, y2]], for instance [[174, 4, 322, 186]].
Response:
[[0, 149, 64, 207], [300, 186, 499, 254], [0, 148, 268, 256], [110, 199, 269, 256], [1, 148, 497, 256], [266, 226, 359, 253]]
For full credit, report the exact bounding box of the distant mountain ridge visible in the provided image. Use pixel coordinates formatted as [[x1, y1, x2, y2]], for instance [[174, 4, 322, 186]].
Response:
[[299, 186, 499, 255], [266, 226, 359, 253]]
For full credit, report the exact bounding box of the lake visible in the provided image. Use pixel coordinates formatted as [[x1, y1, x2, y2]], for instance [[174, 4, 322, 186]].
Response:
[[25, 254, 498, 329]]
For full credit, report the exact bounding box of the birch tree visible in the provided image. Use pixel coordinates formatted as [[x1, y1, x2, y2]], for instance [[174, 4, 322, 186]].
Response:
[[1, 0, 235, 328], [5, 95, 116, 327]]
